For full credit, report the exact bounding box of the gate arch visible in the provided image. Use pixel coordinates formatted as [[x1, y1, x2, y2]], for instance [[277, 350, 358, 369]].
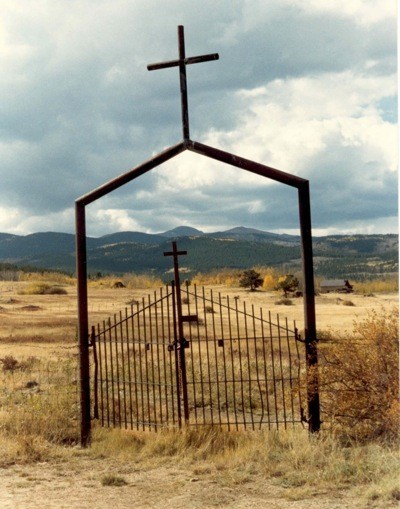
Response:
[[75, 25, 320, 445]]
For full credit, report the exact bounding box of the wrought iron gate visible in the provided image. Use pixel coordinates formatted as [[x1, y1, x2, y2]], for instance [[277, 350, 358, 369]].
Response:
[[91, 278, 306, 431]]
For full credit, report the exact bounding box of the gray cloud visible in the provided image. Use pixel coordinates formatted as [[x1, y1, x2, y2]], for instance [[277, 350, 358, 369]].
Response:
[[0, 1, 396, 235]]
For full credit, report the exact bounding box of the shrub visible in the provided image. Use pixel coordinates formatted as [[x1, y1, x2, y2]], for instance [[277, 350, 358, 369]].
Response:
[[44, 286, 68, 295], [239, 269, 263, 291], [342, 300, 355, 306], [18, 283, 67, 295], [101, 475, 128, 487], [19, 282, 51, 295], [274, 298, 293, 306], [275, 274, 299, 297], [320, 308, 399, 440], [0, 355, 20, 372]]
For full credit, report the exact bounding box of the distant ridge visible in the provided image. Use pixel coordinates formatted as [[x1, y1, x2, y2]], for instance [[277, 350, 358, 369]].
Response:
[[159, 226, 204, 238], [0, 226, 397, 279], [224, 226, 271, 235]]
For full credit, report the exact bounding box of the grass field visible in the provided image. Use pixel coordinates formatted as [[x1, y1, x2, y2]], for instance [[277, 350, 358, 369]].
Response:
[[0, 280, 398, 508]]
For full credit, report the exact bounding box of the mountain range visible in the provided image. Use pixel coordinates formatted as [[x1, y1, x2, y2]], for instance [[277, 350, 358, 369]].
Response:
[[0, 226, 397, 280]]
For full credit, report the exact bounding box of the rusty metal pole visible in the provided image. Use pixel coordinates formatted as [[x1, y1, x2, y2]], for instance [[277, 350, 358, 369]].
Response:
[[178, 25, 190, 140], [75, 202, 91, 446], [298, 182, 321, 433], [164, 241, 190, 422]]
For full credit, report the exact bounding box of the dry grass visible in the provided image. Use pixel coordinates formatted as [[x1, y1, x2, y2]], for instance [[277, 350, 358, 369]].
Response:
[[0, 279, 398, 507], [88, 426, 399, 504], [320, 307, 399, 441]]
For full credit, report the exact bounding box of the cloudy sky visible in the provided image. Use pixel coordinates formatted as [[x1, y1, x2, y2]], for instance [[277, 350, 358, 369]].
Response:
[[0, 0, 397, 237]]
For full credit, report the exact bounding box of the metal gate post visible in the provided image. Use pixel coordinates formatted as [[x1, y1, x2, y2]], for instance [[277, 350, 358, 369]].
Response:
[[165, 242, 190, 423], [298, 183, 321, 433], [75, 202, 91, 446]]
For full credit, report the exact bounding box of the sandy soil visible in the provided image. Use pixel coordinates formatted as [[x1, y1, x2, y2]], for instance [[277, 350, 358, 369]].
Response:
[[0, 456, 369, 509], [0, 282, 397, 508]]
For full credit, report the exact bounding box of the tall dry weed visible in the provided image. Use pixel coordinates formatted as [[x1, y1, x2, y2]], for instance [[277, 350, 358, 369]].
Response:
[[320, 307, 399, 440], [354, 276, 398, 294]]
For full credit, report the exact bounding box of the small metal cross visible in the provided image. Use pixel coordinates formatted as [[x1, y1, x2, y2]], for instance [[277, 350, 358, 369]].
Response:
[[147, 25, 219, 140], [163, 240, 187, 284]]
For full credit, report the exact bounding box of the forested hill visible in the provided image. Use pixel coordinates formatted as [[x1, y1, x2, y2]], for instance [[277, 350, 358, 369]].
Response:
[[0, 227, 397, 280]]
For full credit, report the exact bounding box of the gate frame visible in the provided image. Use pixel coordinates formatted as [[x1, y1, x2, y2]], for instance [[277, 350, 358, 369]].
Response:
[[75, 26, 320, 446]]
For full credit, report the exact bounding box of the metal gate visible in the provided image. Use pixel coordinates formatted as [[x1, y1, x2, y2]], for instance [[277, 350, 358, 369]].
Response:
[[90, 253, 306, 431]]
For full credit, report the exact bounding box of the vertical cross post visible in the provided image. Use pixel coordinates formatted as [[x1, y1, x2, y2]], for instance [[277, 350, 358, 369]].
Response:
[[164, 241, 190, 422], [148, 25, 219, 141], [178, 26, 190, 140]]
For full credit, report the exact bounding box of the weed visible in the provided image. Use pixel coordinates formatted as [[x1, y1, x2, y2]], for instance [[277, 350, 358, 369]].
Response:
[[101, 475, 128, 487], [320, 307, 399, 440], [274, 298, 293, 305], [0, 355, 20, 372], [44, 286, 67, 295], [342, 300, 355, 306]]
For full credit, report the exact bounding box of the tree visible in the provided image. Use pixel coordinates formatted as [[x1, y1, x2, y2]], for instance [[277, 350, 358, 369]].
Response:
[[275, 274, 299, 297], [239, 269, 263, 291]]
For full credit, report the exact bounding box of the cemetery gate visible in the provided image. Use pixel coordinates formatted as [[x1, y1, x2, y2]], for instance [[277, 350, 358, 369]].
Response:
[[76, 25, 321, 444], [89, 243, 308, 431]]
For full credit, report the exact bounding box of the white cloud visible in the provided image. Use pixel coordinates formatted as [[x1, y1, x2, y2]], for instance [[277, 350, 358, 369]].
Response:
[[0, 1, 396, 236], [289, 0, 396, 26]]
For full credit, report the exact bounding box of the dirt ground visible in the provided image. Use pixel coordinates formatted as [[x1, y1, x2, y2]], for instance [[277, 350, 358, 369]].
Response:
[[0, 282, 397, 508], [0, 456, 372, 509]]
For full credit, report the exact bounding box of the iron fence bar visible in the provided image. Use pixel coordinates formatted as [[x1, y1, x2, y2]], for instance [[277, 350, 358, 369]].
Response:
[[218, 291, 231, 430], [97, 324, 105, 426], [171, 282, 182, 428], [259, 308, 271, 430], [113, 313, 122, 427], [243, 302, 255, 429], [136, 301, 146, 431], [130, 303, 140, 430], [294, 324, 304, 424], [235, 297, 247, 429], [125, 307, 134, 430], [142, 296, 152, 430], [153, 290, 163, 427], [119, 310, 128, 428], [205, 287, 217, 424], [184, 283, 198, 423], [194, 284, 206, 423], [165, 287, 176, 425], [107, 319, 116, 427], [226, 295, 239, 431], [210, 289, 222, 427], [276, 315, 287, 428], [147, 295, 157, 430], [159, 288, 168, 424], [268, 311, 279, 429], [102, 322, 110, 427], [91, 326, 99, 420], [251, 305, 264, 430], [285, 317, 296, 426]]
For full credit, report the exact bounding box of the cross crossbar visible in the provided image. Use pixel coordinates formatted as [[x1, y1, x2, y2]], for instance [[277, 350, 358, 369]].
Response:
[[147, 25, 219, 140], [147, 53, 219, 71]]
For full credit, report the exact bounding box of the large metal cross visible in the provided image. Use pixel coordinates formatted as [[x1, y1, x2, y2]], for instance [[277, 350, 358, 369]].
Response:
[[147, 25, 219, 140]]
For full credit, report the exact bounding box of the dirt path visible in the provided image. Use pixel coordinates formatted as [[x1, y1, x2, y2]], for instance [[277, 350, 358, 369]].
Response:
[[0, 458, 370, 509]]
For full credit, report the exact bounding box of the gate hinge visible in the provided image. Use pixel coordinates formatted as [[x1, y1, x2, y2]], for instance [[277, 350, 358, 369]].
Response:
[[168, 338, 190, 351]]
